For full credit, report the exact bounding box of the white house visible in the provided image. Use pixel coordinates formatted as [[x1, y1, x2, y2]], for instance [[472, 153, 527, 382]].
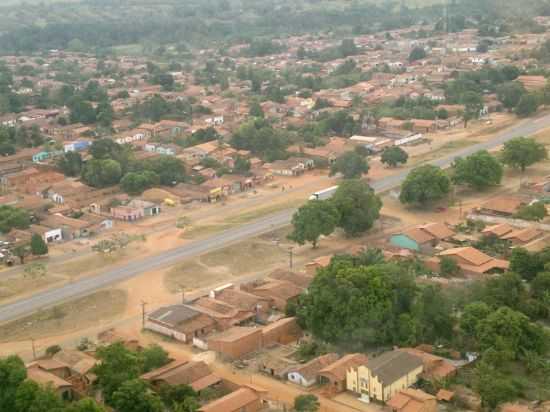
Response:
[[287, 353, 339, 388]]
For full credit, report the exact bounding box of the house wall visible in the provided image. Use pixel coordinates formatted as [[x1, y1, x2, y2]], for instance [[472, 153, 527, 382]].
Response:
[[145, 320, 188, 342], [262, 318, 302, 346], [208, 330, 262, 360], [288, 372, 315, 387], [44, 228, 63, 243]]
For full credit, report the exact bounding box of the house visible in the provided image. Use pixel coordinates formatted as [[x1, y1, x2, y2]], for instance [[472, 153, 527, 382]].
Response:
[[517, 75, 546, 92], [141, 360, 221, 393], [267, 157, 314, 176], [41, 214, 93, 240], [501, 227, 542, 245], [26, 365, 73, 400], [111, 200, 161, 221], [387, 389, 437, 412], [319, 353, 369, 394], [390, 223, 455, 253], [198, 386, 267, 412], [287, 353, 340, 387], [31, 224, 63, 243], [145, 304, 216, 344], [398, 348, 457, 380], [213, 287, 273, 323], [63, 140, 90, 153], [246, 280, 303, 311], [191, 297, 256, 330], [410, 119, 437, 133], [434, 246, 510, 276], [478, 196, 528, 217], [268, 269, 313, 289], [261, 317, 302, 347], [346, 350, 423, 403], [207, 326, 263, 360], [482, 223, 514, 238]]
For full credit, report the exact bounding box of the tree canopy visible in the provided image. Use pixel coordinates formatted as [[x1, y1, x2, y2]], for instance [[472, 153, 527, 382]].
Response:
[[329, 151, 369, 179], [399, 165, 451, 206], [452, 150, 503, 190], [501, 137, 547, 172], [288, 200, 339, 248], [0, 205, 30, 233], [381, 146, 408, 167]]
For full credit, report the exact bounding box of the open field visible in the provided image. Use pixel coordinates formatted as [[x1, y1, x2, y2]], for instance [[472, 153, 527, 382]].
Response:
[[0, 289, 127, 343]]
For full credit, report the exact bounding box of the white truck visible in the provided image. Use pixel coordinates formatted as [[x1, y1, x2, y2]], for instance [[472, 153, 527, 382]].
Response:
[[309, 186, 339, 201]]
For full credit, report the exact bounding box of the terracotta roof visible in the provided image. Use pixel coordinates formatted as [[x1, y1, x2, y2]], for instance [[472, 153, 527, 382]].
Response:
[[253, 280, 304, 301], [208, 326, 261, 343], [398, 348, 456, 379], [215, 288, 270, 311], [402, 227, 434, 244], [419, 223, 455, 240], [436, 389, 455, 401], [501, 403, 532, 412], [268, 269, 313, 288], [439, 247, 492, 266], [501, 228, 541, 243], [387, 389, 435, 412], [142, 360, 219, 389], [27, 366, 73, 389], [199, 387, 259, 412], [288, 353, 339, 381], [480, 196, 527, 215], [52, 349, 97, 375], [482, 223, 514, 237], [319, 353, 369, 382]]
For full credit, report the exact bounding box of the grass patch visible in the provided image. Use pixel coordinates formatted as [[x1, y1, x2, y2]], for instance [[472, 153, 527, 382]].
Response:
[[0, 289, 127, 342], [164, 260, 232, 293], [53, 251, 127, 278], [410, 139, 480, 166], [0, 274, 65, 304], [226, 199, 302, 224]]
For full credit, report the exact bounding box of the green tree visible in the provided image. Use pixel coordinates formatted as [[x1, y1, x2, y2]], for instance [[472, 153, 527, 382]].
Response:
[[111, 379, 163, 412], [509, 248, 544, 281], [15, 380, 65, 412], [399, 165, 451, 206], [501, 137, 547, 172], [515, 93, 539, 117], [413, 284, 454, 343], [294, 394, 320, 412], [82, 159, 123, 187], [331, 180, 382, 237], [496, 82, 526, 110], [532, 272, 550, 301], [233, 156, 251, 174], [463, 91, 484, 127], [330, 151, 369, 179], [515, 201, 547, 221], [288, 200, 339, 248], [57, 151, 83, 177], [248, 101, 264, 118], [139, 344, 170, 373], [474, 362, 518, 410], [452, 151, 503, 190], [121, 171, 160, 195], [159, 384, 198, 412], [460, 302, 491, 342], [66, 398, 107, 412], [439, 256, 460, 277], [30, 233, 48, 256], [0, 355, 27, 412], [93, 342, 141, 404], [409, 46, 427, 62], [381, 146, 408, 167], [143, 157, 186, 186], [0, 205, 30, 233]]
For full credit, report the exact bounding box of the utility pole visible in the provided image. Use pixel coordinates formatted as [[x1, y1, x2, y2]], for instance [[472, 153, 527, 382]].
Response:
[[140, 301, 147, 329], [30, 338, 36, 360], [288, 247, 294, 270]]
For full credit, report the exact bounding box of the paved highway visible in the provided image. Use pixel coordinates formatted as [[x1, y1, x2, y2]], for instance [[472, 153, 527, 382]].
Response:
[[1, 115, 550, 324]]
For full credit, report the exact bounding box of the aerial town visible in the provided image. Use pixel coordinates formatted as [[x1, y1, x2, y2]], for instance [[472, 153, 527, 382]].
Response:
[[1, 1, 550, 412]]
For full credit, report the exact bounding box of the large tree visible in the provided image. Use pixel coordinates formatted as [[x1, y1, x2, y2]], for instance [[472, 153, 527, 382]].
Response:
[[330, 151, 369, 179], [66, 398, 107, 412], [501, 137, 547, 172], [0, 355, 27, 412], [30, 233, 48, 256], [294, 394, 320, 412], [57, 151, 83, 177], [452, 150, 503, 190], [331, 180, 382, 237], [399, 165, 451, 206], [139, 344, 170, 374], [496, 82, 526, 111], [0, 205, 30, 233], [288, 200, 339, 248], [82, 159, 122, 188], [381, 146, 408, 167], [111, 379, 163, 412]]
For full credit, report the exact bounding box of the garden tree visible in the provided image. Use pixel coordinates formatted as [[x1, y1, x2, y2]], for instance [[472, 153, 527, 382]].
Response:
[[515, 94, 539, 117], [294, 394, 320, 412], [14, 380, 65, 412], [409, 46, 427, 62], [496, 82, 526, 110], [120, 171, 160, 195], [143, 156, 186, 186], [90, 138, 122, 160], [159, 384, 199, 412], [0, 205, 30, 233], [532, 272, 550, 302], [439, 256, 461, 277], [152, 73, 175, 91], [57, 151, 83, 177], [509, 248, 545, 281], [460, 302, 492, 343], [248, 100, 264, 118], [331, 180, 382, 237], [233, 156, 251, 174], [298, 259, 423, 348], [476, 306, 548, 360], [93, 342, 142, 404], [462, 91, 484, 127], [399, 165, 451, 206], [515, 201, 547, 221], [111, 379, 163, 412], [452, 151, 503, 190], [66, 398, 107, 412], [12, 244, 30, 264], [0, 141, 15, 155], [480, 272, 527, 312], [30, 233, 48, 256], [330, 151, 369, 179], [381, 146, 408, 167], [288, 200, 339, 248], [412, 285, 454, 343], [68, 98, 97, 124], [231, 118, 289, 161], [474, 361, 519, 410], [96, 100, 114, 128], [0, 355, 27, 412], [501, 137, 547, 172], [139, 344, 170, 373], [82, 159, 123, 187]]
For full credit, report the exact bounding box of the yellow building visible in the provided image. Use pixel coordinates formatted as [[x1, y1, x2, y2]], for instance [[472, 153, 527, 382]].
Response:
[[346, 350, 423, 403]]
